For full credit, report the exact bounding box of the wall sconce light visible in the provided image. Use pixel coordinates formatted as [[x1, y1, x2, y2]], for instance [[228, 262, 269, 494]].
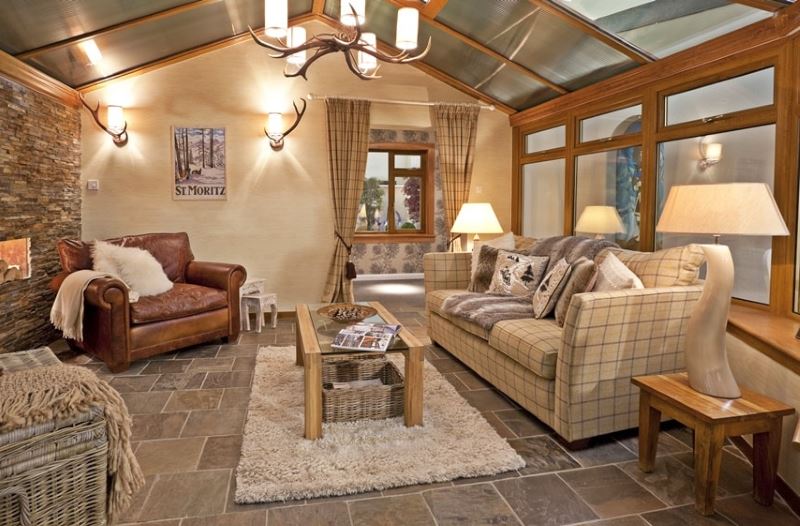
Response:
[[264, 99, 307, 151], [80, 95, 128, 146], [699, 140, 722, 170]]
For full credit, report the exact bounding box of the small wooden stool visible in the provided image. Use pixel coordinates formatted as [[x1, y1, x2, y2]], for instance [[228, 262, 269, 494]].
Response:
[[632, 373, 794, 516], [241, 292, 278, 332]]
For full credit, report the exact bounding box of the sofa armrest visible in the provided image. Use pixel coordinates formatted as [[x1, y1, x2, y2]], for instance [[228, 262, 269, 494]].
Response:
[[83, 277, 130, 309], [422, 252, 471, 294], [554, 285, 703, 441], [185, 261, 247, 292]]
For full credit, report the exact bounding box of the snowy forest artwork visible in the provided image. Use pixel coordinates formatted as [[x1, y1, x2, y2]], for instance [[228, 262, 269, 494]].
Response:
[[173, 127, 226, 200]]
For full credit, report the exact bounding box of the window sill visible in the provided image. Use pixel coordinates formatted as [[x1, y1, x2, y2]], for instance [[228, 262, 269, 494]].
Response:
[[727, 304, 800, 376], [354, 234, 436, 244]]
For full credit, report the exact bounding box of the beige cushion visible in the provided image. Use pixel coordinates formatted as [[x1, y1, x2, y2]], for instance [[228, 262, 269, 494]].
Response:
[[555, 257, 596, 327], [597, 244, 705, 288], [427, 289, 490, 340], [532, 258, 572, 319], [488, 251, 549, 296], [594, 252, 644, 292], [489, 318, 561, 379]]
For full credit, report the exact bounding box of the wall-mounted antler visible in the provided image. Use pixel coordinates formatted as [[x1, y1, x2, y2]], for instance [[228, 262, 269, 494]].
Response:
[[248, 5, 430, 81], [79, 94, 128, 146], [265, 98, 307, 151]]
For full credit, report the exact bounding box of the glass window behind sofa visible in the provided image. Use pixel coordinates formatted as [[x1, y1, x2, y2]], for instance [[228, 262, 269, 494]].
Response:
[[524, 125, 566, 155], [579, 104, 642, 143], [356, 149, 428, 234], [574, 146, 642, 250], [656, 124, 776, 304], [664, 67, 774, 127], [521, 159, 565, 238]]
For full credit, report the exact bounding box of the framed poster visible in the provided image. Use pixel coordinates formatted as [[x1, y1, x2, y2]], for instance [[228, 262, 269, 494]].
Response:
[[173, 127, 226, 200]]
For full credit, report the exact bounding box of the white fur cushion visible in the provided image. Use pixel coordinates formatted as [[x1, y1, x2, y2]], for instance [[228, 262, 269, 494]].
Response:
[[593, 252, 645, 292], [92, 240, 173, 297]]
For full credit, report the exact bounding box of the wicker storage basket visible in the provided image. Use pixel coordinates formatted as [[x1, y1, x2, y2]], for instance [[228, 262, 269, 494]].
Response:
[[322, 354, 404, 423], [0, 406, 108, 526]]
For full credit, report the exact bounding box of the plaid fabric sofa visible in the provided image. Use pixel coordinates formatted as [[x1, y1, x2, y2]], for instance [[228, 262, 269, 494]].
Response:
[[423, 242, 705, 443]]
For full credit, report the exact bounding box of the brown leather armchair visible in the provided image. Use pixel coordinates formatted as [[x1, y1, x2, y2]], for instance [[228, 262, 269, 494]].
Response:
[[50, 232, 246, 373]]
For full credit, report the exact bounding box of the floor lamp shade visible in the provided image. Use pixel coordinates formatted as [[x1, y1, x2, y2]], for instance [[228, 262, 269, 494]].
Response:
[[656, 183, 788, 398]]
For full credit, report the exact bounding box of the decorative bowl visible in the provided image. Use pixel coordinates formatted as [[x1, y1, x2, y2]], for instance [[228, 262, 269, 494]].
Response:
[[317, 303, 377, 324]]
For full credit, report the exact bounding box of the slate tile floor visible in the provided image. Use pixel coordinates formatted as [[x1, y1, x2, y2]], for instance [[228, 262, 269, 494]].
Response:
[[57, 279, 800, 526]]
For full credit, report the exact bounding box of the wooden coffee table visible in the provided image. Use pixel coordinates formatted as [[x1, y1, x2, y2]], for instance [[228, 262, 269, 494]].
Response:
[[295, 301, 424, 440]]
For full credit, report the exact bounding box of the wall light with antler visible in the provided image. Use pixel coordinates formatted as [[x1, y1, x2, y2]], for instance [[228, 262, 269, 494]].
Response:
[[80, 95, 128, 146], [698, 138, 722, 170], [265, 99, 307, 151]]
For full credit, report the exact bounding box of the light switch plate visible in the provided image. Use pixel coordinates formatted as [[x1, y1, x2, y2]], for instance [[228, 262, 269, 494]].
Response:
[[87, 180, 100, 191]]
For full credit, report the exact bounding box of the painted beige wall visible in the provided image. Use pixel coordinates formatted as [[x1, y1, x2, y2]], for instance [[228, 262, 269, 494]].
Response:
[[726, 334, 800, 494], [80, 21, 511, 308]]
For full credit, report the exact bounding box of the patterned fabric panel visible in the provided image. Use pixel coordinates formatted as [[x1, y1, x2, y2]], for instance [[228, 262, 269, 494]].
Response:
[[597, 244, 705, 288], [429, 313, 555, 427], [489, 319, 561, 380], [423, 252, 471, 293], [427, 289, 490, 340], [554, 285, 703, 441], [0, 347, 60, 375]]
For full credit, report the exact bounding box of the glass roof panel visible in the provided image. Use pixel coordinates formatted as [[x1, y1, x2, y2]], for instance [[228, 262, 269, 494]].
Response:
[[436, 0, 637, 91], [551, 0, 774, 58], [478, 67, 560, 111], [24, 0, 283, 87], [0, 0, 195, 54]]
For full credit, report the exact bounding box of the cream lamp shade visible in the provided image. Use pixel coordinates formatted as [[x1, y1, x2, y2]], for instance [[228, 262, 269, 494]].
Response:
[[575, 206, 624, 237], [656, 182, 788, 236], [451, 203, 503, 236], [655, 182, 788, 400]]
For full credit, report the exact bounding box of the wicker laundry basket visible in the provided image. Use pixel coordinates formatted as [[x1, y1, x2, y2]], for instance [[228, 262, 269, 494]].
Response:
[[321, 354, 404, 423]]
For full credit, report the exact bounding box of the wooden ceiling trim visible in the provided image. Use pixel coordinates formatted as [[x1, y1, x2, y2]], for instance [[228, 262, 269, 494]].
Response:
[[16, 0, 223, 61], [729, 0, 790, 11], [312, 0, 326, 15], [385, 0, 567, 94], [77, 13, 316, 93], [510, 4, 800, 127], [528, 0, 656, 64], [0, 49, 79, 107]]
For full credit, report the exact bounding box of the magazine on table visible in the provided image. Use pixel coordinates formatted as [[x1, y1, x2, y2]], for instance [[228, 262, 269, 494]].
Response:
[[331, 323, 402, 352]]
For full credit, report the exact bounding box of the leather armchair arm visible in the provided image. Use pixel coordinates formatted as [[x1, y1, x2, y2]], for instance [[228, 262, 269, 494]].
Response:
[[185, 261, 247, 292], [83, 277, 130, 309]]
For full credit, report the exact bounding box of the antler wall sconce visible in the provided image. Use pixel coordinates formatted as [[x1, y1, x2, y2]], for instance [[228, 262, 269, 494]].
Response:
[[80, 95, 128, 146], [249, 2, 430, 80], [698, 139, 722, 170], [265, 99, 307, 151]]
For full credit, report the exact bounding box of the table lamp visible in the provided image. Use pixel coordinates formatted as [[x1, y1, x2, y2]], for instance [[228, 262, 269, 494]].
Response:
[[656, 182, 788, 399], [451, 203, 503, 252], [575, 206, 625, 239]]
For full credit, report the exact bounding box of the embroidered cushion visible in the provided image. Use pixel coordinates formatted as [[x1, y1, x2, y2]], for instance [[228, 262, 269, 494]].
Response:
[[593, 252, 645, 292], [532, 258, 572, 319], [595, 244, 705, 287], [554, 257, 596, 327], [488, 250, 549, 296], [469, 243, 527, 293]]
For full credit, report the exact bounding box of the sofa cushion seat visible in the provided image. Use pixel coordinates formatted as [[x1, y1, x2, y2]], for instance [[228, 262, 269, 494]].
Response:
[[130, 283, 227, 325], [427, 289, 491, 340], [489, 318, 561, 380]]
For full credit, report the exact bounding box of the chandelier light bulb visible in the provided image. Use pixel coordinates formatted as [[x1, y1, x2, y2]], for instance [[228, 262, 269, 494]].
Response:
[[395, 8, 419, 50], [358, 32, 377, 72], [264, 0, 288, 38], [341, 0, 366, 26], [286, 26, 307, 65]]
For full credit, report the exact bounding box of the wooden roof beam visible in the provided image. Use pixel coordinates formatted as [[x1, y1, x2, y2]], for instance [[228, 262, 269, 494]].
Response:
[[729, 0, 791, 11], [528, 0, 656, 64]]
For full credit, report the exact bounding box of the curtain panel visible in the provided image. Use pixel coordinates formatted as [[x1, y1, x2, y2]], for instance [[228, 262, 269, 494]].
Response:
[[322, 98, 372, 303], [432, 103, 481, 249]]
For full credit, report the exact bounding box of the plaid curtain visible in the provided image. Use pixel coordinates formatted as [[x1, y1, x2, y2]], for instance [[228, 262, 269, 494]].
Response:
[[322, 98, 371, 303], [432, 103, 481, 249]]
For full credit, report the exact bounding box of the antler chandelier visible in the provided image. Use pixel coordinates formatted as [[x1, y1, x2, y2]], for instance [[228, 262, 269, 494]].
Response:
[[249, 0, 431, 80]]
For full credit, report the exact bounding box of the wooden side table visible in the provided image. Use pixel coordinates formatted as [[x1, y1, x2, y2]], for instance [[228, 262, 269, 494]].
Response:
[[632, 373, 794, 516]]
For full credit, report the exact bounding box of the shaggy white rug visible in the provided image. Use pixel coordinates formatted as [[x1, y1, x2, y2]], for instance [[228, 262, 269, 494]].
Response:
[[235, 346, 525, 503]]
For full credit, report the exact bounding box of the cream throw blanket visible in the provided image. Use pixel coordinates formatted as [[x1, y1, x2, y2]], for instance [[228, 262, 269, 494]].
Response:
[[0, 364, 144, 520], [50, 270, 114, 341]]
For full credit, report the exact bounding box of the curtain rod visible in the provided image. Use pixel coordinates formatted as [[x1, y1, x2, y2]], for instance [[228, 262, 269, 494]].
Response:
[[306, 94, 495, 111]]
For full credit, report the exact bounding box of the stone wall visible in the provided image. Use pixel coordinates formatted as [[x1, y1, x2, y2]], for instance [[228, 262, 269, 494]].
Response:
[[0, 77, 81, 352]]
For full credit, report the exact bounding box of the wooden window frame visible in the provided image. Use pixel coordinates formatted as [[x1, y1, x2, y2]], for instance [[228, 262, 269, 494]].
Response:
[[354, 143, 436, 244], [575, 98, 644, 148]]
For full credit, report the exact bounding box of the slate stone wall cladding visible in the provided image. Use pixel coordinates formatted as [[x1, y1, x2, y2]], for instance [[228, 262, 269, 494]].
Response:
[[0, 77, 81, 352]]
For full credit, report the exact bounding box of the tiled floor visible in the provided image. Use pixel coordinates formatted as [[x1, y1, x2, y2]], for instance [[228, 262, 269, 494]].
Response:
[[59, 279, 800, 526]]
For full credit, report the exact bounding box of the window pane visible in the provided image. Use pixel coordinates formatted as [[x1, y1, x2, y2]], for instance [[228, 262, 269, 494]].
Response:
[[580, 105, 642, 143], [357, 152, 389, 232], [521, 159, 565, 238], [575, 146, 642, 249], [665, 68, 774, 126], [525, 126, 565, 154], [394, 154, 422, 170], [656, 125, 776, 304], [395, 177, 423, 231]]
